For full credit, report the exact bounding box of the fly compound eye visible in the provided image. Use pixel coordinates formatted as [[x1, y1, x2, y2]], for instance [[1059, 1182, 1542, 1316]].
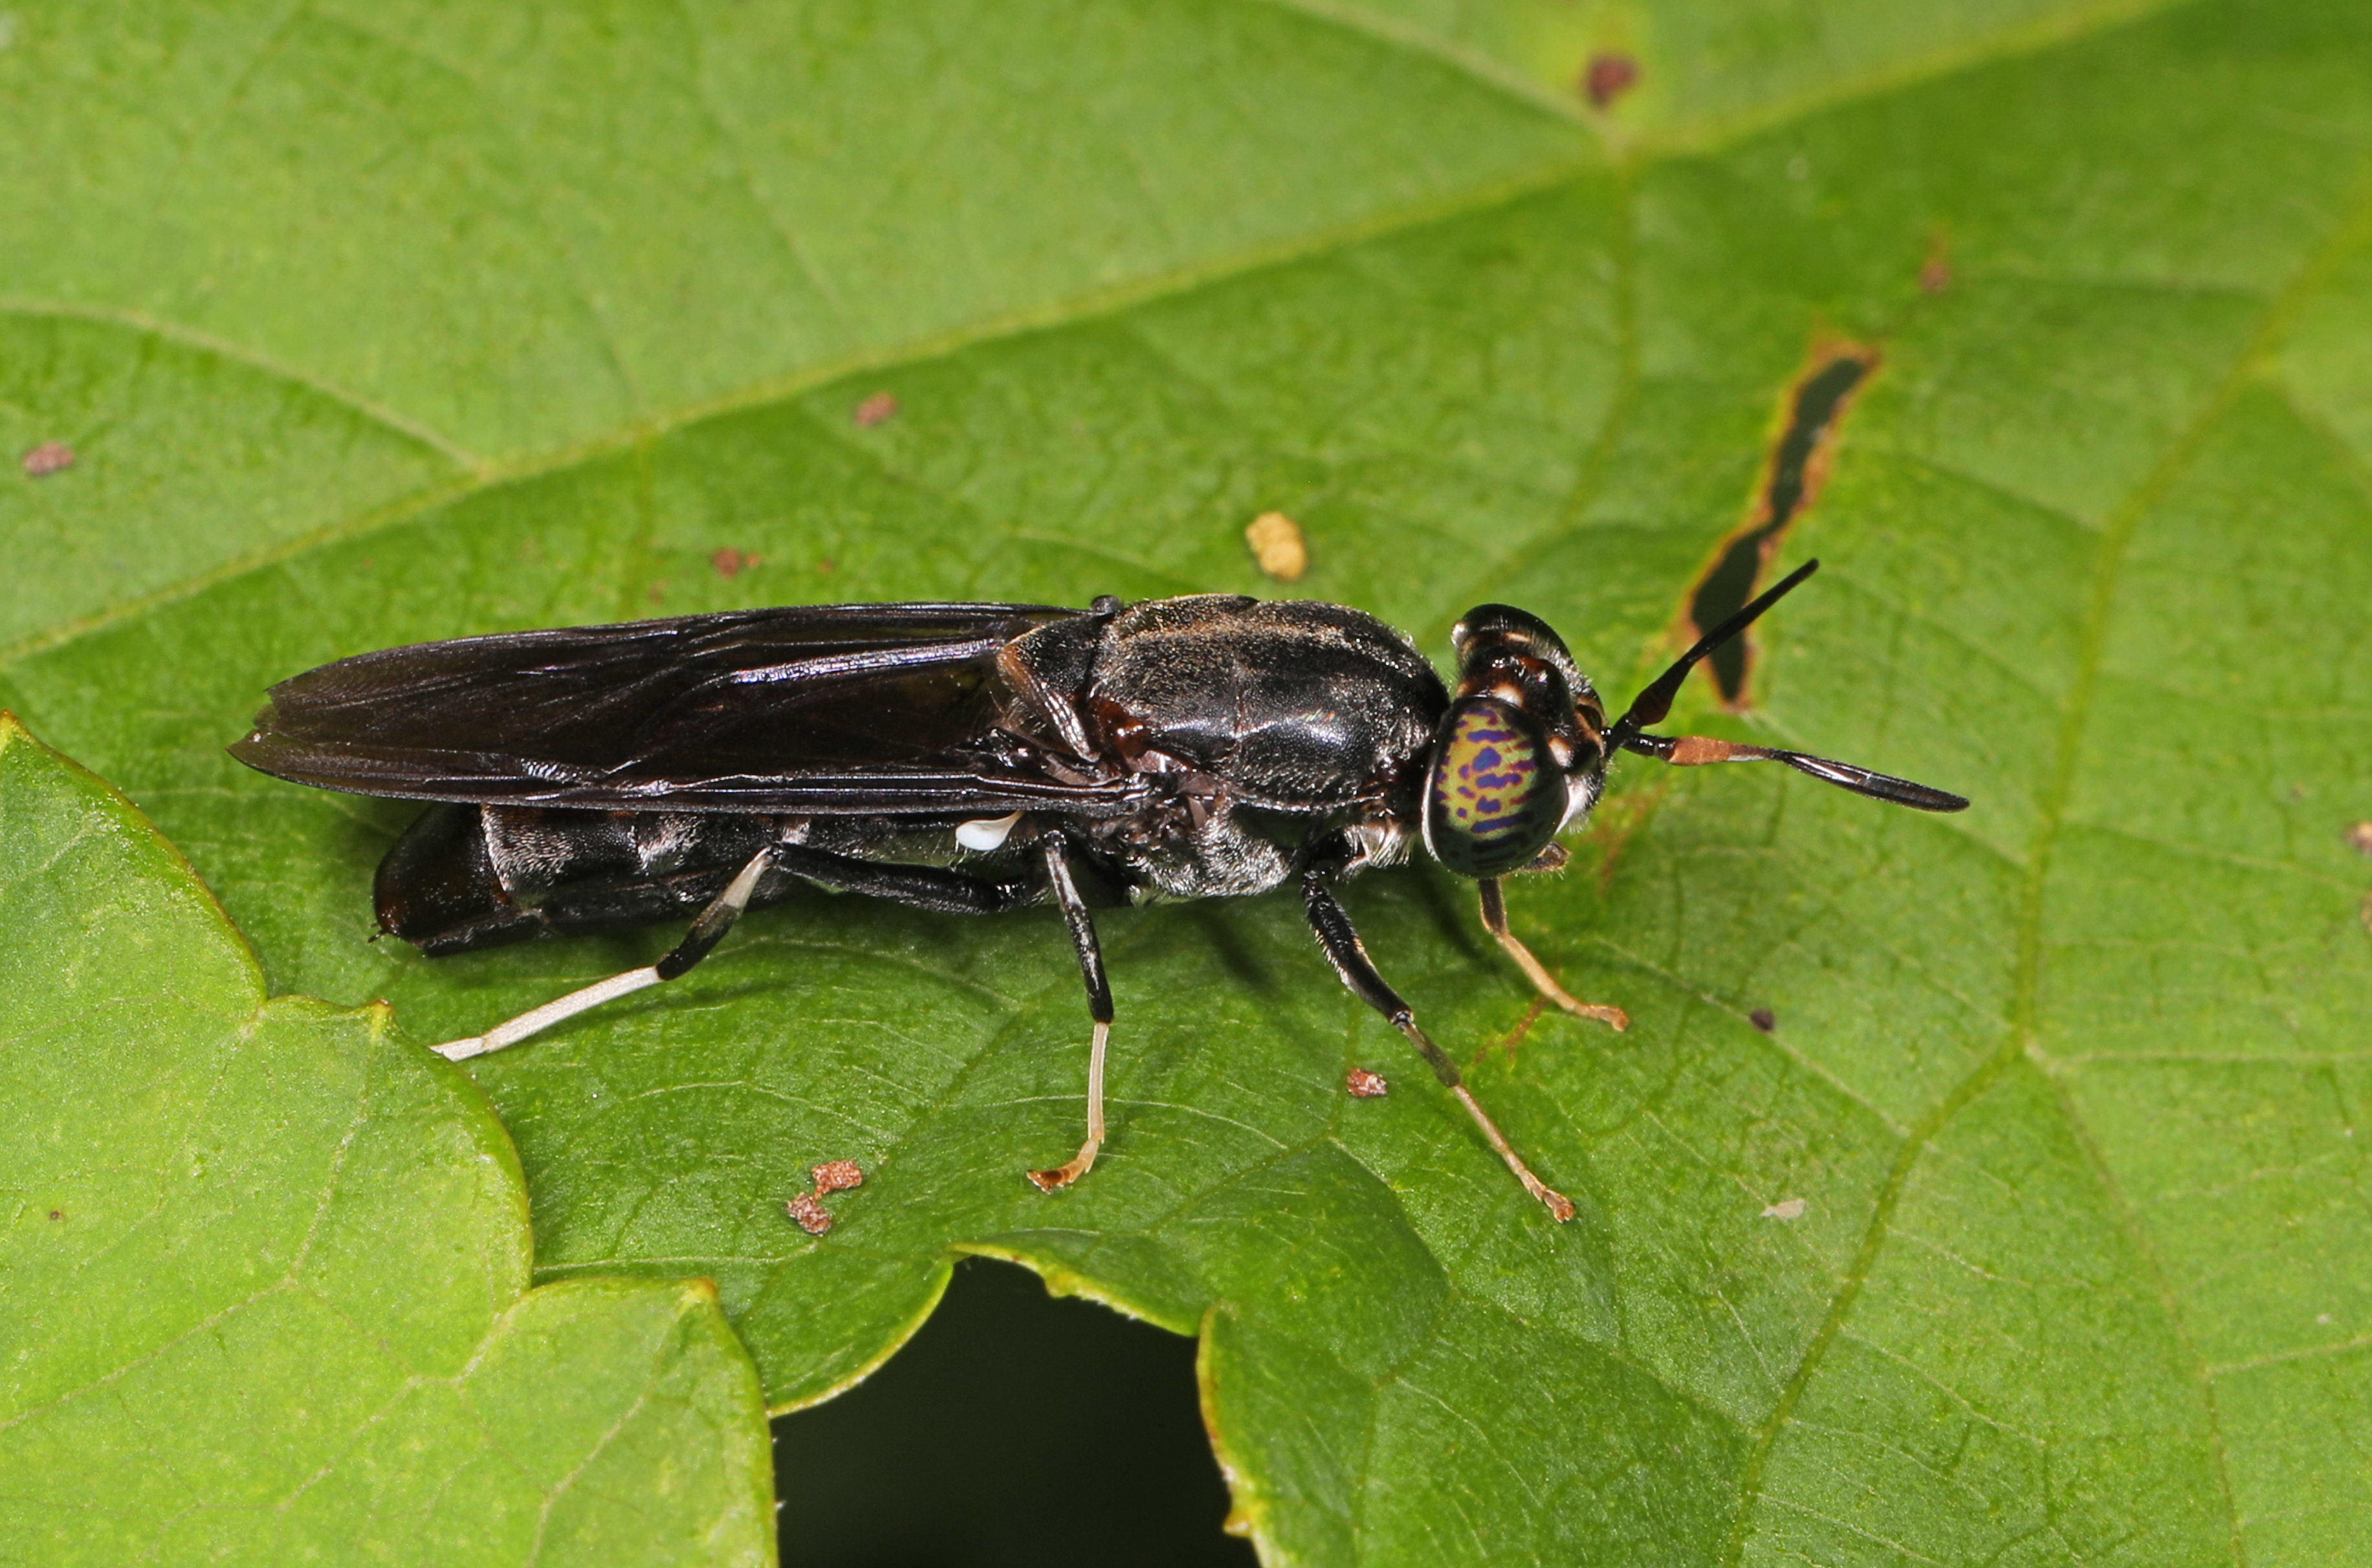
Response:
[[1422, 699, 1566, 878]]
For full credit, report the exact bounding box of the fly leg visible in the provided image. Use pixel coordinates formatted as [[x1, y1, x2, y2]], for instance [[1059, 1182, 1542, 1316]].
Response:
[[1302, 871, 1575, 1223], [434, 843, 781, 1062], [732, 838, 1109, 1190], [1477, 877, 1627, 1031], [1027, 833, 1114, 1193], [432, 843, 1035, 1062], [768, 844, 1033, 915]]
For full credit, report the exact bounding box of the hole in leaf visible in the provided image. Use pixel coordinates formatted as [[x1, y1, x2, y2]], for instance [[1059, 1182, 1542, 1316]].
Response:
[[773, 1256, 1254, 1567], [1687, 345, 1876, 705]]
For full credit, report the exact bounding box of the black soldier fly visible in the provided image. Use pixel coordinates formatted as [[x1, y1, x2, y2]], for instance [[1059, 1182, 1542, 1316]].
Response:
[[231, 559, 1965, 1223]]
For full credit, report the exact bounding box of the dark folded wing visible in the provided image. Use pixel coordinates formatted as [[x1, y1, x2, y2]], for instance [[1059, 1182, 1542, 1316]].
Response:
[[230, 602, 1139, 814]]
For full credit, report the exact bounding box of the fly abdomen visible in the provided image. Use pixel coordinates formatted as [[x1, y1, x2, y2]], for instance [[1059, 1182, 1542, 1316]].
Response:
[[376, 805, 795, 954], [375, 803, 544, 953]]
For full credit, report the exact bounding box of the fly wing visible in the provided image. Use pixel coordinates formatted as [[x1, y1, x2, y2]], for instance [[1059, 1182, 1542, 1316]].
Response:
[[230, 602, 1138, 814]]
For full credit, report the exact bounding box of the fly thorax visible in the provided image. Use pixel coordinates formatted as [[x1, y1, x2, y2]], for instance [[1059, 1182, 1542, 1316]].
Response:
[[1341, 815, 1413, 872], [1085, 596, 1446, 809], [1127, 805, 1296, 901], [997, 615, 1105, 761]]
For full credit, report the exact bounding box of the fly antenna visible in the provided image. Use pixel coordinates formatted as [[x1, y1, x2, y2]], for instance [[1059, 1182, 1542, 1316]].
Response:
[[1620, 733, 1968, 811], [1608, 558, 1970, 814], [1606, 558, 1821, 752]]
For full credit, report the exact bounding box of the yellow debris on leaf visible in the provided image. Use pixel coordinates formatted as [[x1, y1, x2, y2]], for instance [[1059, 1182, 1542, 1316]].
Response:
[[1246, 511, 1308, 581]]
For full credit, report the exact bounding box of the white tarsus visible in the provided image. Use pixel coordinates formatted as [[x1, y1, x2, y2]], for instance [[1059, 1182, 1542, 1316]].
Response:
[[432, 847, 777, 1062], [433, 967, 663, 1060], [1027, 1019, 1110, 1191]]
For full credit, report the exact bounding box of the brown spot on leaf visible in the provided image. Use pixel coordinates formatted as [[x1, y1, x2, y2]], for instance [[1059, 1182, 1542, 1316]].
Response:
[[1761, 1197, 1806, 1220], [21, 441, 73, 477], [49, 1210, 62, 1221], [811, 1159, 864, 1195], [1345, 1067, 1390, 1098], [2347, 821, 2372, 855], [785, 1192, 833, 1236], [646, 580, 668, 604], [853, 391, 898, 428], [1685, 342, 1879, 705], [711, 547, 760, 578], [817, 558, 836, 576], [1581, 52, 1638, 109], [1917, 228, 1954, 295], [1749, 1008, 1776, 1032], [1246, 511, 1308, 581]]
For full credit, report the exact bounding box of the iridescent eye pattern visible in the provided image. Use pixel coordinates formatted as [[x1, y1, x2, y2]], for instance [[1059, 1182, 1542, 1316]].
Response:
[[1424, 700, 1565, 877]]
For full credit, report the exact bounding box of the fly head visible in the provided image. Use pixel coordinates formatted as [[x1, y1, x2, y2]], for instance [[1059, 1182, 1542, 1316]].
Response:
[[1420, 605, 1609, 878]]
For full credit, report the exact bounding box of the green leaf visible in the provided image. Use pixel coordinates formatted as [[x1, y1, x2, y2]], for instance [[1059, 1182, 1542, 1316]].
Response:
[[0, 717, 774, 1566], [6, 2, 2372, 1564]]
